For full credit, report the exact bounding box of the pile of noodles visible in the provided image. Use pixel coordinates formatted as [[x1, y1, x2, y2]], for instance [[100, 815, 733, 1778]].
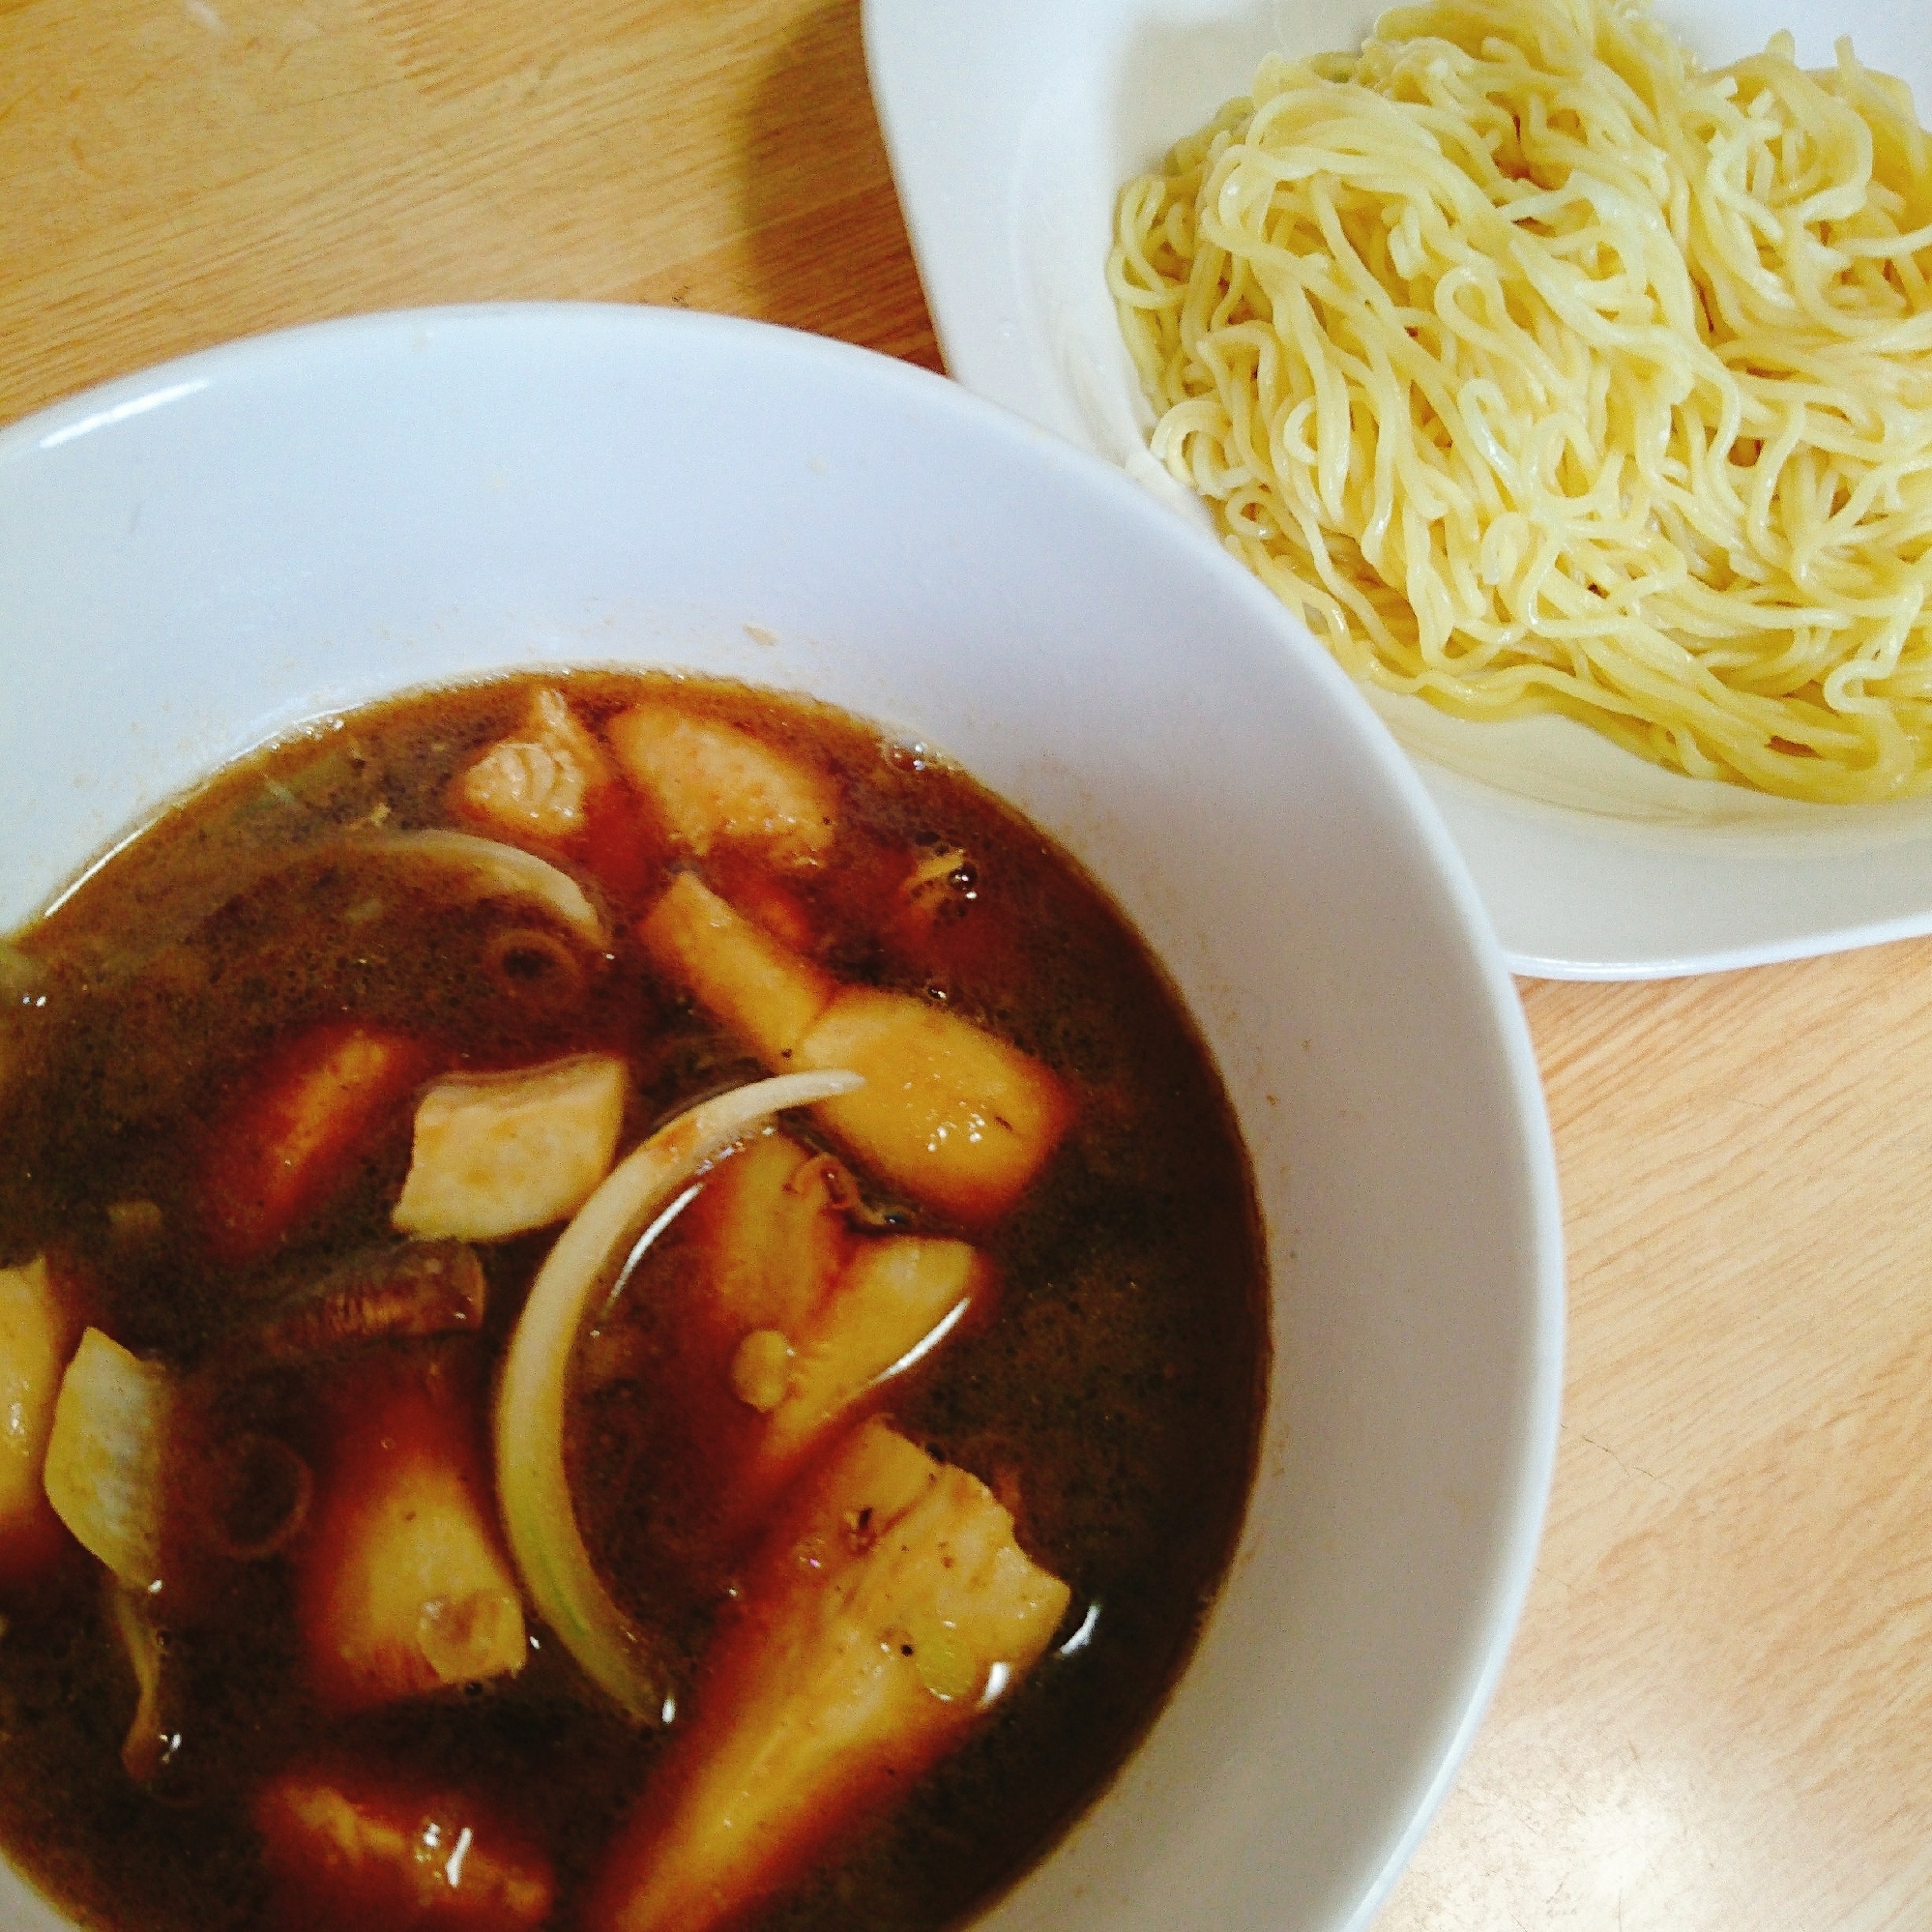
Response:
[[1109, 0, 1932, 801]]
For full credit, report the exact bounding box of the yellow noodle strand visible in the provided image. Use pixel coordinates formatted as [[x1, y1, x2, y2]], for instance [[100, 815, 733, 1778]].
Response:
[[1109, 0, 1932, 801]]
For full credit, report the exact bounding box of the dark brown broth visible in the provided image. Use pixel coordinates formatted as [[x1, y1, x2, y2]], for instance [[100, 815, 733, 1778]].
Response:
[[0, 671, 1268, 1932]]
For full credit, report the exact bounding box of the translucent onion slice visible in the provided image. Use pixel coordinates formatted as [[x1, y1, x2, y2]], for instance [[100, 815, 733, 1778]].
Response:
[[105, 1578, 172, 1781], [44, 1329, 175, 1593], [358, 831, 610, 948], [494, 1069, 863, 1725]]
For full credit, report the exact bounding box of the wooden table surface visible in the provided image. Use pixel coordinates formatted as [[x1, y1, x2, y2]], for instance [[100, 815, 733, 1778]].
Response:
[[5, 3, 1928, 1927]]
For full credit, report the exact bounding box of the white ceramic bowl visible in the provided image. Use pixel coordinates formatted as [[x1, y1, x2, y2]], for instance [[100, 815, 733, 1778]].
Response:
[[0, 306, 1562, 1932], [864, 0, 1932, 979]]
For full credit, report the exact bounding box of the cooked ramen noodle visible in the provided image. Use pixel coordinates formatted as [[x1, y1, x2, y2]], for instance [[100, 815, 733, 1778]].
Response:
[[1110, 0, 1932, 801]]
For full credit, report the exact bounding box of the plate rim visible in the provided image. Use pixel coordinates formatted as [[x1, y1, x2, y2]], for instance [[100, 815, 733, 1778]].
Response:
[[861, 0, 1932, 981]]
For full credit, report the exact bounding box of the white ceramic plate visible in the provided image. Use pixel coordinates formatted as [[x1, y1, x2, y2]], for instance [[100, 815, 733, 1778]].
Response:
[[0, 307, 1560, 1932], [864, 0, 1932, 979]]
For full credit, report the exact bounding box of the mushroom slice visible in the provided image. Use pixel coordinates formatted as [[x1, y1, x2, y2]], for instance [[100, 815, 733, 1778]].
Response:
[[249, 1241, 488, 1361]]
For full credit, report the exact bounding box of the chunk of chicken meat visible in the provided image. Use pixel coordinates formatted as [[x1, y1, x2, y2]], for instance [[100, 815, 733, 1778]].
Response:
[[255, 1762, 556, 1932], [606, 701, 838, 868], [0, 1254, 80, 1587], [586, 1418, 1069, 1932], [672, 1131, 990, 1530], [639, 874, 1071, 1222], [201, 1023, 433, 1266], [295, 1345, 526, 1714], [394, 1054, 628, 1242], [454, 687, 614, 843]]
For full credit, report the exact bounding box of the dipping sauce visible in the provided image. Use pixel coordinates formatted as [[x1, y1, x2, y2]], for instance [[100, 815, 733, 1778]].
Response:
[[0, 671, 1267, 1932]]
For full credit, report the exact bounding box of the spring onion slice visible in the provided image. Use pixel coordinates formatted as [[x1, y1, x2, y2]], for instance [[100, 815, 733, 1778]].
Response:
[[493, 1068, 864, 1725]]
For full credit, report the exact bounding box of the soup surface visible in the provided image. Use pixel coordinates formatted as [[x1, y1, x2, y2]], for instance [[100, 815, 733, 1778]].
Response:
[[0, 671, 1266, 1932]]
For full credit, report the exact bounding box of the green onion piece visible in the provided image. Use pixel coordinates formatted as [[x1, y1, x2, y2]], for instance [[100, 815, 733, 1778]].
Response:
[[493, 1068, 863, 1725]]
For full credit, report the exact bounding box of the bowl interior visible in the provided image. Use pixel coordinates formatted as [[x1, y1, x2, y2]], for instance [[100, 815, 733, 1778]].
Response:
[[864, 0, 1932, 977], [0, 306, 1561, 1932]]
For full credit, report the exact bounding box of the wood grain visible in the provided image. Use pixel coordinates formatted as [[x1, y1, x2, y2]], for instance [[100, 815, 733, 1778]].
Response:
[[4, 1, 1929, 1926], [1381, 953, 1932, 1932], [0, 0, 938, 428]]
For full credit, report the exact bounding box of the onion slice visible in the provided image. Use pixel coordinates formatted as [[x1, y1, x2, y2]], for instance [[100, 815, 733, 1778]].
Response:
[[105, 1578, 173, 1781], [44, 1329, 175, 1593], [493, 1068, 864, 1724], [359, 831, 609, 948]]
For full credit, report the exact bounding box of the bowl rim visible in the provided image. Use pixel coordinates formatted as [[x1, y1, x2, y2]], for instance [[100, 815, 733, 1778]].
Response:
[[2, 300, 1566, 1932]]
